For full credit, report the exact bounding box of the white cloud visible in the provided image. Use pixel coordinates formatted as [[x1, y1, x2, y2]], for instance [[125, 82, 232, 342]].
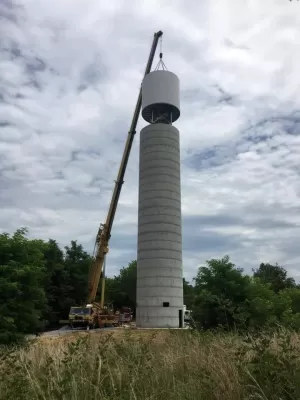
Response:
[[1, 0, 300, 283]]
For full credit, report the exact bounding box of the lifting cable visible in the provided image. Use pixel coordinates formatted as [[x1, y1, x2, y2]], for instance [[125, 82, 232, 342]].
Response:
[[154, 36, 167, 71]]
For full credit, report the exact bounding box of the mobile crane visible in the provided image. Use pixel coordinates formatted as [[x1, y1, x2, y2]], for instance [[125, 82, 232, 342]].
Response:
[[67, 31, 163, 330]]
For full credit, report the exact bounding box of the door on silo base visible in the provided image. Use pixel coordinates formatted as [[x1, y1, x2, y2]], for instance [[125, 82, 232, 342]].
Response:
[[179, 309, 183, 328]]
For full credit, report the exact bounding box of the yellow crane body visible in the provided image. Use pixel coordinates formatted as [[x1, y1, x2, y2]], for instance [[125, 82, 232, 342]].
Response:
[[65, 31, 163, 330]]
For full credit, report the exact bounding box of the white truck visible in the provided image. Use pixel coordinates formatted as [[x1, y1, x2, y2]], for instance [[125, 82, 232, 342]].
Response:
[[183, 305, 193, 328]]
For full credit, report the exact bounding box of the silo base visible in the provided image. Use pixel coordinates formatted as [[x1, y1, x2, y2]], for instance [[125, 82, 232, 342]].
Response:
[[136, 309, 183, 329], [132, 327, 189, 331]]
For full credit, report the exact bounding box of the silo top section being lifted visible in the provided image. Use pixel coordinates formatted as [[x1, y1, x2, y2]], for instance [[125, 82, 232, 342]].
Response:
[[142, 70, 180, 124]]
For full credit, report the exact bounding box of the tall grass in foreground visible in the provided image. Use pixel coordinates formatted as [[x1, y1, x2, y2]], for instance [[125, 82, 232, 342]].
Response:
[[1, 328, 300, 400]]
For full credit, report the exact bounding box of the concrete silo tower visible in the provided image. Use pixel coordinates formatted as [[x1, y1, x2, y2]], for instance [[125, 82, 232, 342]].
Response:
[[136, 69, 184, 328]]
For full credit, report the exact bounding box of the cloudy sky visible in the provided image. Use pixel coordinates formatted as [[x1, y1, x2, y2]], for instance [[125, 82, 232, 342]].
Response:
[[1, 0, 300, 281]]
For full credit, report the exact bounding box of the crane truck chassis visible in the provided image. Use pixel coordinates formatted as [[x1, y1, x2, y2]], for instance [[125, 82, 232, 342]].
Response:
[[68, 304, 133, 330]]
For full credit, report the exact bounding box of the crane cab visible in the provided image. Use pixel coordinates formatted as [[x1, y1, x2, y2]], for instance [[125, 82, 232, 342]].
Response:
[[68, 306, 93, 329]]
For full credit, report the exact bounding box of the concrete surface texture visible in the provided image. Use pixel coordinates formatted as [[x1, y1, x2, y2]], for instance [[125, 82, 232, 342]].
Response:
[[136, 123, 183, 328]]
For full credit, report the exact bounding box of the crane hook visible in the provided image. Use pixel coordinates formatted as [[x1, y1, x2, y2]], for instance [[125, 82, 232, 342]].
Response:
[[154, 37, 167, 71]]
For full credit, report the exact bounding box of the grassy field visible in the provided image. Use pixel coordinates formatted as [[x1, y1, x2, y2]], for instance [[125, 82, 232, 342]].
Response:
[[1, 328, 300, 400]]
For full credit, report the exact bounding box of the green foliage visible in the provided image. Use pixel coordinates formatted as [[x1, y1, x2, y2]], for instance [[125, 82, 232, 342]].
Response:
[[253, 262, 296, 293], [42, 239, 69, 325], [192, 256, 300, 331], [183, 278, 194, 309], [0, 229, 46, 343], [0, 229, 93, 343], [193, 256, 250, 329], [237, 328, 300, 399], [2, 226, 300, 343], [243, 278, 278, 328], [105, 260, 137, 311], [64, 241, 92, 305]]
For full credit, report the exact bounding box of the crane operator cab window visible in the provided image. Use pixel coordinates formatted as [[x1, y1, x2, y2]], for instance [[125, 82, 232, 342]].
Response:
[[69, 307, 91, 315]]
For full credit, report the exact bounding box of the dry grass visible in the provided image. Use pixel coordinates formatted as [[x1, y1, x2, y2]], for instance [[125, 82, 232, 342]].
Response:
[[1, 328, 300, 400]]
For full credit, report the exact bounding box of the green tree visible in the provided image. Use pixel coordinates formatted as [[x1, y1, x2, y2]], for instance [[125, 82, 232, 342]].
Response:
[[253, 263, 296, 293], [192, 257, 300, 331], [63, 240, 92, 313], [183, 278, 195, 309], [277, 288, 300, 330], [0, 229, 46, 343], [282, 287, 300, 314], [193, 256, 250, 329], [106, 261, 137, 311], [243, 278, 278, 328], [42, 239, 72, 326], [118, 260, 137, 306]]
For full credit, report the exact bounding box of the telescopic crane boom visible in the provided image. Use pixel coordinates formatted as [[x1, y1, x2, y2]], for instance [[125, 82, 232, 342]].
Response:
[[87, 30, 163, 307]]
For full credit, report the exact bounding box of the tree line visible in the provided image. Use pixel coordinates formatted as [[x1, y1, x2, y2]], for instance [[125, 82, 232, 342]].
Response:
[[1, 228, 300, 343]]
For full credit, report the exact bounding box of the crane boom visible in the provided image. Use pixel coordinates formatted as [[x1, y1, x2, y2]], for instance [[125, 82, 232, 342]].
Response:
[[87, 30, 163, 306]]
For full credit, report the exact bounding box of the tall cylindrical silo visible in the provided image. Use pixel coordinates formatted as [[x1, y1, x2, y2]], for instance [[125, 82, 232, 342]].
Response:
[[136, 70, 183, 328]]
